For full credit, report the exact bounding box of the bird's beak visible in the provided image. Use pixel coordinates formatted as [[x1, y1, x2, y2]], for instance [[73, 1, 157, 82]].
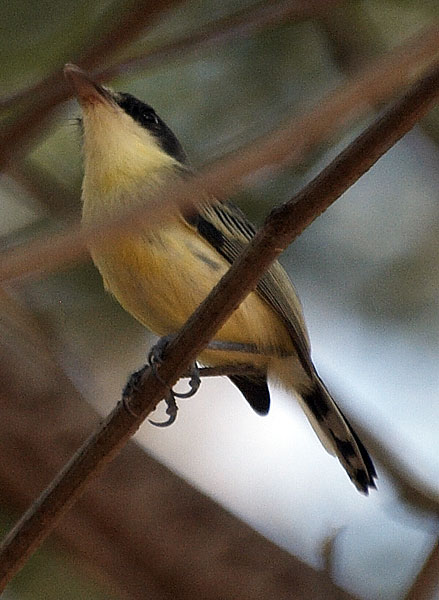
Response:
[[64, 64, 114, 107]]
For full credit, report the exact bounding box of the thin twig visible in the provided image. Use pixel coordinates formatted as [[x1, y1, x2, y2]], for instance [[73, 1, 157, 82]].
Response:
[[2, 28, 439, 283], [1, 64, 439, 592], [321, 528, 343, 578]]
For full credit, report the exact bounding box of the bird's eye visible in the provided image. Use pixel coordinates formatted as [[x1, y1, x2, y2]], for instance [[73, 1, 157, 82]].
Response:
[[143, 111, 159, 125]]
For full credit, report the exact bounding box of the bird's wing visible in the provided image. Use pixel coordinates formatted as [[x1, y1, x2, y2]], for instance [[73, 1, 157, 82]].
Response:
[[186, 202, 377, 492], [185, 200, 313, 374]]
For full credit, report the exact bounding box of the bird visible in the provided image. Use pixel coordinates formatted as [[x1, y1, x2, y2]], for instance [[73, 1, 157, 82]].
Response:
[[64, 63, 376, 493]]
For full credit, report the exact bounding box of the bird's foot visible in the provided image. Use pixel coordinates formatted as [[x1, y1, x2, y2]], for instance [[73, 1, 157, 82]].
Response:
[[147, 335, 201, 427], [172, 362, 201, 398], [147, 334, 175, 379], [122, 365, 148, 418], [148, 391, 179, 427]]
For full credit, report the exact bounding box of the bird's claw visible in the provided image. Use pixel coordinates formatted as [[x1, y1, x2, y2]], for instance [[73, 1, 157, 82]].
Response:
[[148, 392, 178, 427], [173, 363, 200, 398], [147, 335, 201, 426], [123, 365, 148, 398], [147, 334, 175, 367]]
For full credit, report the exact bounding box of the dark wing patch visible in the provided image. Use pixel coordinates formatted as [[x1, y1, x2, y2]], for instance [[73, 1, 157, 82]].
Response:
[[187, 213, 225, 249], [229, 375, 270, 415], [186, 200, 313, 374]]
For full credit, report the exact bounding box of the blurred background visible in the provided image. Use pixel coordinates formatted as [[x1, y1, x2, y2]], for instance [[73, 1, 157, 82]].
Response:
[[1, 1, 439, 598]]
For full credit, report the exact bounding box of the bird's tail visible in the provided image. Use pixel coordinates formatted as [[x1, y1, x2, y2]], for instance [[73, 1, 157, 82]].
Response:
[[270, 357, 376, 493], [298, 374, 376, 493]]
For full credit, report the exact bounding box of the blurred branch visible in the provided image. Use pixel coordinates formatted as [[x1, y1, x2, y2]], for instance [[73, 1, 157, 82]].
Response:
[[0, 0, 342, 226], [317, 2, 384, 74], [0, 14, 438, 179], [0, 286, 56, 381], [333, 397, 439, 600], [0, 290, 170, 599], [74, 0, 182, 71], [0, 0, 183, 169], [321, 528, 342, 578], [318, 7, 439, 144], [405, 541, 439, 600], [352, 421, 439, 516], [2, 62, 439, 593], [0, 298, 357, 599], [98, 0, 342, 82], [2, 27, 439, 284], [0, 0, 341, 112], [8, 158, 79, 216]]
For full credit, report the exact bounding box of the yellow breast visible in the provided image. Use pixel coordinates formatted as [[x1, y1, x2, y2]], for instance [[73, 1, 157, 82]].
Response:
[[78, 101, 293, 367], [89, 217, 293, 367]]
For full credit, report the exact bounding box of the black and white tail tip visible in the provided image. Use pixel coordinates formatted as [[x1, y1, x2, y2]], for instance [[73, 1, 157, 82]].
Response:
[[303, 378, 377, 494]]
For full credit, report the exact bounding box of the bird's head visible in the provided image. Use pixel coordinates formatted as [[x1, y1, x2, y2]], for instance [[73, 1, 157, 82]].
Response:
[[64, 64, 187, 196]]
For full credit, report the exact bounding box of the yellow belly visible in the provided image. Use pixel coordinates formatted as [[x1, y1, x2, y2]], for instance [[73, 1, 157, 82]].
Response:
[[91, 219, 293, 368]]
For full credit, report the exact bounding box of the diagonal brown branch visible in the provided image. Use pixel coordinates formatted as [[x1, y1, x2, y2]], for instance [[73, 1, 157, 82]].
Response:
[[1, 28, 439, 284], [1, 63, 439, 593], [0, 318, 358, 600]]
